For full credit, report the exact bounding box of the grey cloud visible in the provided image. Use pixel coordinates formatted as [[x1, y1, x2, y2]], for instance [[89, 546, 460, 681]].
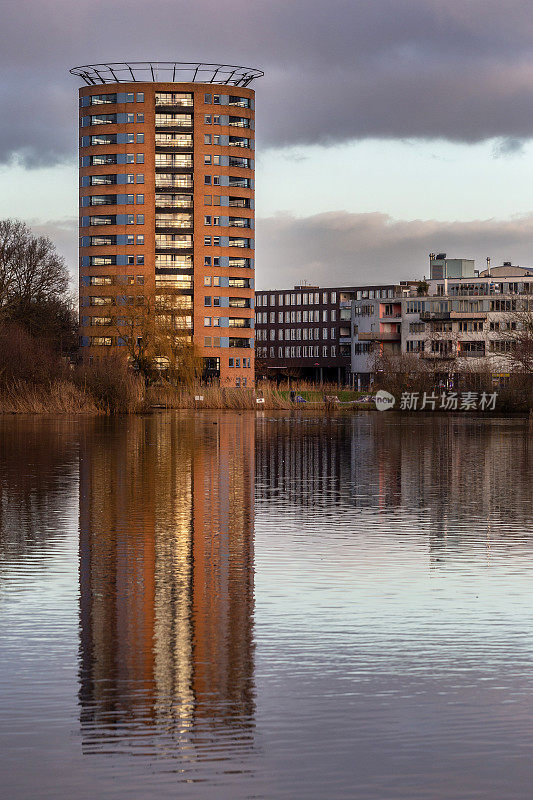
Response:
[[255, 210, 533, 288], [29, 217, 78, 290], [492, 137, 525, 158], [3, 1, 533, 164]]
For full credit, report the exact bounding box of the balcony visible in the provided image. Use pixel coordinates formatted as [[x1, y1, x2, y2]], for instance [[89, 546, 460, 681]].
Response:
[[229, 218, 251, 228], [229, 137, 251, 148], [228, 157, 251, 168], [379, 313, 402, 322], [228, 319, 252, 328], [229, 279, 251, 289], [420, 311, 451, 321], [358, 331, 401, 341], [228, 117, 250, 128], [155, 256, 192, 269], [229, 299, 251, 308], [155, 177, 193, 189], [156, 236, 193, 249], [155, 156, 193, 169], [228, 197, 251, 208], [155, 214, 193, 229], [155, 195, 193, 209], [155, 94, 193, 108], [155, 114, 193, 128], [450, 311, 487, 320], [155, 135, 193, 148], [228, 97, 251, 108]]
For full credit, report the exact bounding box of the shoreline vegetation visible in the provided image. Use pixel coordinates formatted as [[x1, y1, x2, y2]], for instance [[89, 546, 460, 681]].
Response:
[[2, 376, 533, 415], [0, 377, 371, 415]]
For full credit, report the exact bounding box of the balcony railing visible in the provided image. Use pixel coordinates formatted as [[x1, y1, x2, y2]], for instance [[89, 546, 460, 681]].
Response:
[[156, 236, 193, 249], [155, 94, 193, 107], [229, 219, 251, 228], [228, 178, 252, 188], [155, 115, 193, 127], [228, 158, 251, 168], [155, 156, 193, 168], [228, 300, 251, 308], [228, 117, 250, 128], [358, 332, 400, 341], [155, 135, 193, 148], [155, 177, 193, 188], [155, 256, 192, 268], [155, 214, 193, 228], [229, 137, 251, 148], [420, 311, 451, 321], [155, 195, 192, 208], [228, 198, 251, 208]]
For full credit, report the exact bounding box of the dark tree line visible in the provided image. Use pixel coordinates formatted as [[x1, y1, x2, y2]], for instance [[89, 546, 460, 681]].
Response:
[[0, 219, 77, 355]]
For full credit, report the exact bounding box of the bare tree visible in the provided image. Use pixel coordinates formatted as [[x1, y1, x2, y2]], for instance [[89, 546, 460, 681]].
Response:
[[0, 219, 74, 352], [112, 287, 202, 385], [499, 306, 533, 373], [0, 220, 68, 307]]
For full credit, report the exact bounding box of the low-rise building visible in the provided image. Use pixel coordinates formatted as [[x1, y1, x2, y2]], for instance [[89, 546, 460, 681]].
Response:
[[254, 285, 355, 383], [255, 283, 416, 384], [351, 261, 533, 385]]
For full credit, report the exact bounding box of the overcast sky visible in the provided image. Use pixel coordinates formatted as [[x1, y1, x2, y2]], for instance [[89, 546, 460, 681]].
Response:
[[2, 0, 533, 288]]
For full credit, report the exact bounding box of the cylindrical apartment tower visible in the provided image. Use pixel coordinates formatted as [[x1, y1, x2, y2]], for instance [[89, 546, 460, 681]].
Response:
[[71, 62, 262, 387]]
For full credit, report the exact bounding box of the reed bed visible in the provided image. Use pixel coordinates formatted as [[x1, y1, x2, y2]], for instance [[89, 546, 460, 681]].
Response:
[[0, 380, 99, 414], [0, 377, 365, 415], [147, 382, 293, 410], [147, 382, 363, 411]]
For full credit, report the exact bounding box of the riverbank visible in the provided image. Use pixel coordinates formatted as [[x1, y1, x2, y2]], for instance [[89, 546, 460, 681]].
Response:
[[0, 380, 369, 414], [2, 377, 532, 415]]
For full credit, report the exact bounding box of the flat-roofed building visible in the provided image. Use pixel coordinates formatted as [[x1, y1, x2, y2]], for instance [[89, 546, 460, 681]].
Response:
[[72, 61, 262, 387]]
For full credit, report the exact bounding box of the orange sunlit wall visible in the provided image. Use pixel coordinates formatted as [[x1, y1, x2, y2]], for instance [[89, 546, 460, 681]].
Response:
[[77, 78, 256, 387]]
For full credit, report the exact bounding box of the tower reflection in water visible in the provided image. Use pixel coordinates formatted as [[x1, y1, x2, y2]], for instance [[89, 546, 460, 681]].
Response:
[[78, 413, 255, 762]]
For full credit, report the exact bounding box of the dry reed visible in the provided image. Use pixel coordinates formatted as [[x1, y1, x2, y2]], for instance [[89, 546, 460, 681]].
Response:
[[0, 380, 98, 414], [146, 382, 359, 411]]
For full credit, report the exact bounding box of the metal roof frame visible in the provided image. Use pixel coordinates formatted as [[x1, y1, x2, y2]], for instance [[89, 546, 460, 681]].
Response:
[[70, 62, 264, 87]]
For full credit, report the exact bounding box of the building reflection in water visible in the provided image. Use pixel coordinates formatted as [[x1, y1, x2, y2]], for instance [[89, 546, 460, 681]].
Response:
[[255, 413, 533, 558], [78, 412, 255, 761]]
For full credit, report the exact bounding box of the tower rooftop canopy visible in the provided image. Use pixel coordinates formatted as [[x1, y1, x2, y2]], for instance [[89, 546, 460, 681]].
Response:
[[70, 61, 264, 87]]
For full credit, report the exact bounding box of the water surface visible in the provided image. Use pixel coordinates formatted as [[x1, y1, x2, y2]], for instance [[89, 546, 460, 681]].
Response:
[[1, 412, 533, 799]]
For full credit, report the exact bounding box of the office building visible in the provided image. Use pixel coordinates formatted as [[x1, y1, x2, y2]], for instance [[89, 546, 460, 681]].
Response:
[[255, 283, 415, 384], [72, 61, 262, 387]]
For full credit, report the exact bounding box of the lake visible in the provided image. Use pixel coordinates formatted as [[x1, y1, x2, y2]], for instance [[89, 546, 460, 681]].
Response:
[[1, 411, 533, 799]]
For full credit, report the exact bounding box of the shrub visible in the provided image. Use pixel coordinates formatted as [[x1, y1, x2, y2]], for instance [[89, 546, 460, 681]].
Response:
[[0, 322, 65, 387], [74, 356, 145, 414]]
